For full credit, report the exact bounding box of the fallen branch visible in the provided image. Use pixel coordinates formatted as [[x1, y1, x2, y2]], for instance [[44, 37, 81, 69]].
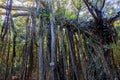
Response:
[[13, 12, 29, 17], [0, 12, 29, 17]]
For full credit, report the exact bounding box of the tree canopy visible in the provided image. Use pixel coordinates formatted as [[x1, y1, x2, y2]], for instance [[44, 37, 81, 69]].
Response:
[[0, 0, 120, 80]]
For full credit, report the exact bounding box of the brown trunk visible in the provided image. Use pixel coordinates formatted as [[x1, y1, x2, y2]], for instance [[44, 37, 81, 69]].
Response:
[[66, 29, 81, 80]]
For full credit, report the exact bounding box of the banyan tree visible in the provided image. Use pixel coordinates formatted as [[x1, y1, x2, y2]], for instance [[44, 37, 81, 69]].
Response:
[[0, 0, 120, 80]]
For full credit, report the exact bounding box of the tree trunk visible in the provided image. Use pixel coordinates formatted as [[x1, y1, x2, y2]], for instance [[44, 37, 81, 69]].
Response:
[[66, 29, 81, 80]]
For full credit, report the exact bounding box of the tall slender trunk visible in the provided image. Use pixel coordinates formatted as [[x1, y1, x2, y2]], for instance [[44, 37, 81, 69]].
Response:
[[39, 33, 44, 80], [49, 0, 56, 80], [50, 18, 56, 80], [27, 39, 34, 80], [5, 37, 10, 80]]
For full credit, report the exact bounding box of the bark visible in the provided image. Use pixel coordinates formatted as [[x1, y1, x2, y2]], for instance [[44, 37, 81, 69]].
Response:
[[27, 39, 34, 80], [21, 17, 30, 80], [49, 0, 56, 80], [66, 29, 81, 80], [39, 33, 44, 80], [0, 4, 32, 11], [38, 16, 44, 80], [74, 34, 85, 80], [60, 29, 67, 80], [4, 37, 11, 80], [50, 17, 56, 80]]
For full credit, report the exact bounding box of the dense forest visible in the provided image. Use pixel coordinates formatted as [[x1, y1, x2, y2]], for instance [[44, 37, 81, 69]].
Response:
[[0, 0, 120, 80]]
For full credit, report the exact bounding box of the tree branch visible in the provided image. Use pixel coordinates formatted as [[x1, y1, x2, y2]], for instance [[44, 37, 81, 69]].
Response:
[[0, 12, 29, 17], [83, 0, 98, 21], [100, 0, 105, 10], [0, 4, 35, 11], [13, 12, 29, 17], [110, 11, 120, 23]]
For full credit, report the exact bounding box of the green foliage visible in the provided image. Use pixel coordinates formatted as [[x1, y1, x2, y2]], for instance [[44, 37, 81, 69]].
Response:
[[39, 8, 50, 18], [55, 8, 65, 20], [72, 0, 83, 10], [114, 20, 120, 27], [65, 10, 76, 19]]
